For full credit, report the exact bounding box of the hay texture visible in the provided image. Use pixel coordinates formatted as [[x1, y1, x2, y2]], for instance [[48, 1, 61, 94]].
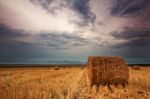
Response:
[[87, 56, 129, 88]]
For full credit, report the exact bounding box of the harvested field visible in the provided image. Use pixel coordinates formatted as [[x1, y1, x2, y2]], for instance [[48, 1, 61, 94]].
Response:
[[0, 66, 150, 99], [0, 67, 83, 99]]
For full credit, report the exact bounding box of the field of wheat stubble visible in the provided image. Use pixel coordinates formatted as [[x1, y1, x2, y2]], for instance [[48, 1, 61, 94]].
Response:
[[0, 66, 150, 99]]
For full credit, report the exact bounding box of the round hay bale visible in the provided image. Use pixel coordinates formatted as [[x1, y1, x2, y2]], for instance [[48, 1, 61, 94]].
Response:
[[87, 56, 129, 88], [132, 66, 140, 70], [54, 67, 59, 70]]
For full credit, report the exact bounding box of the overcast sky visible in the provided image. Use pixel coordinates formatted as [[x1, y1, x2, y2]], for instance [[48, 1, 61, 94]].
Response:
[[0, 0, 150, 64]]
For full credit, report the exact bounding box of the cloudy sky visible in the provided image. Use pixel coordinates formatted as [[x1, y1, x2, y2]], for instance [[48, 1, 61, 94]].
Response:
[[0, 0, 150, 64]]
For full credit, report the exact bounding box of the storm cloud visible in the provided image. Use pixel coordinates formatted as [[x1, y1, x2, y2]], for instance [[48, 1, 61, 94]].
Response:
[[111, 0, 150, 16], [0, 0, 150, 64], [111, 0, 150, 29]]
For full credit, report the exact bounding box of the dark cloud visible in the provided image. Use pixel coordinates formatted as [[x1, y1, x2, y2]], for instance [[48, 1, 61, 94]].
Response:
[[115, 37, 150, 48], [110, 27, 150, 58], [0, 26, 69, 63], [0, 25, 29, 44], [0, 25, 89, 48], [0, 30, 38, 62], [73, 0, 96, 24], [111, 0, 150, 58], [0, 25, 22, 36], [0, 25, 61, 48], [0, 25, 35, 49], [111, 27, 150, 40], [111, 0, 150, 29], [38, 32, 89, 48], [30, 0, 63, 13], [38, 33, 68, 47], [108, 27, 150, 61], [62, 33, 89, 43], [111, 0, 150, 16], [30, 0, 96, 26]]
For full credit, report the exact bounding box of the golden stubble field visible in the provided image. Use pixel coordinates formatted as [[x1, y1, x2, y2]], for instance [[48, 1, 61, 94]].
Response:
[[0, 66, 150, 99]]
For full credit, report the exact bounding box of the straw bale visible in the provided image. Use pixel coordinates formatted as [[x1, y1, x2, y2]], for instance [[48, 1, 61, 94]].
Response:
[[87, 56, 129, 88]]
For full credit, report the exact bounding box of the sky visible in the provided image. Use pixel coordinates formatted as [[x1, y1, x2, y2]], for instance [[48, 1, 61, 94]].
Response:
[[0, 0, 150, 64]]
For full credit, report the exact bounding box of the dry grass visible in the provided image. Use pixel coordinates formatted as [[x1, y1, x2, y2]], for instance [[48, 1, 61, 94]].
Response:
[[0, 66, 150, 99], [0, 67, 83, 99]]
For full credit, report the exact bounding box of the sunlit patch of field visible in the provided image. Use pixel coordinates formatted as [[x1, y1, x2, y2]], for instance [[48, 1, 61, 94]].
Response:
[[0, 67, 84, 99], [0, 66, 150, 99]]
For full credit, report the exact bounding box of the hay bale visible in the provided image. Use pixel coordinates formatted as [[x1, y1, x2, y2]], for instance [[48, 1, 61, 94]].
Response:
[[87, 56, 129, 88], [54, 67, 59, 70], [132, 65, 140, 70]]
